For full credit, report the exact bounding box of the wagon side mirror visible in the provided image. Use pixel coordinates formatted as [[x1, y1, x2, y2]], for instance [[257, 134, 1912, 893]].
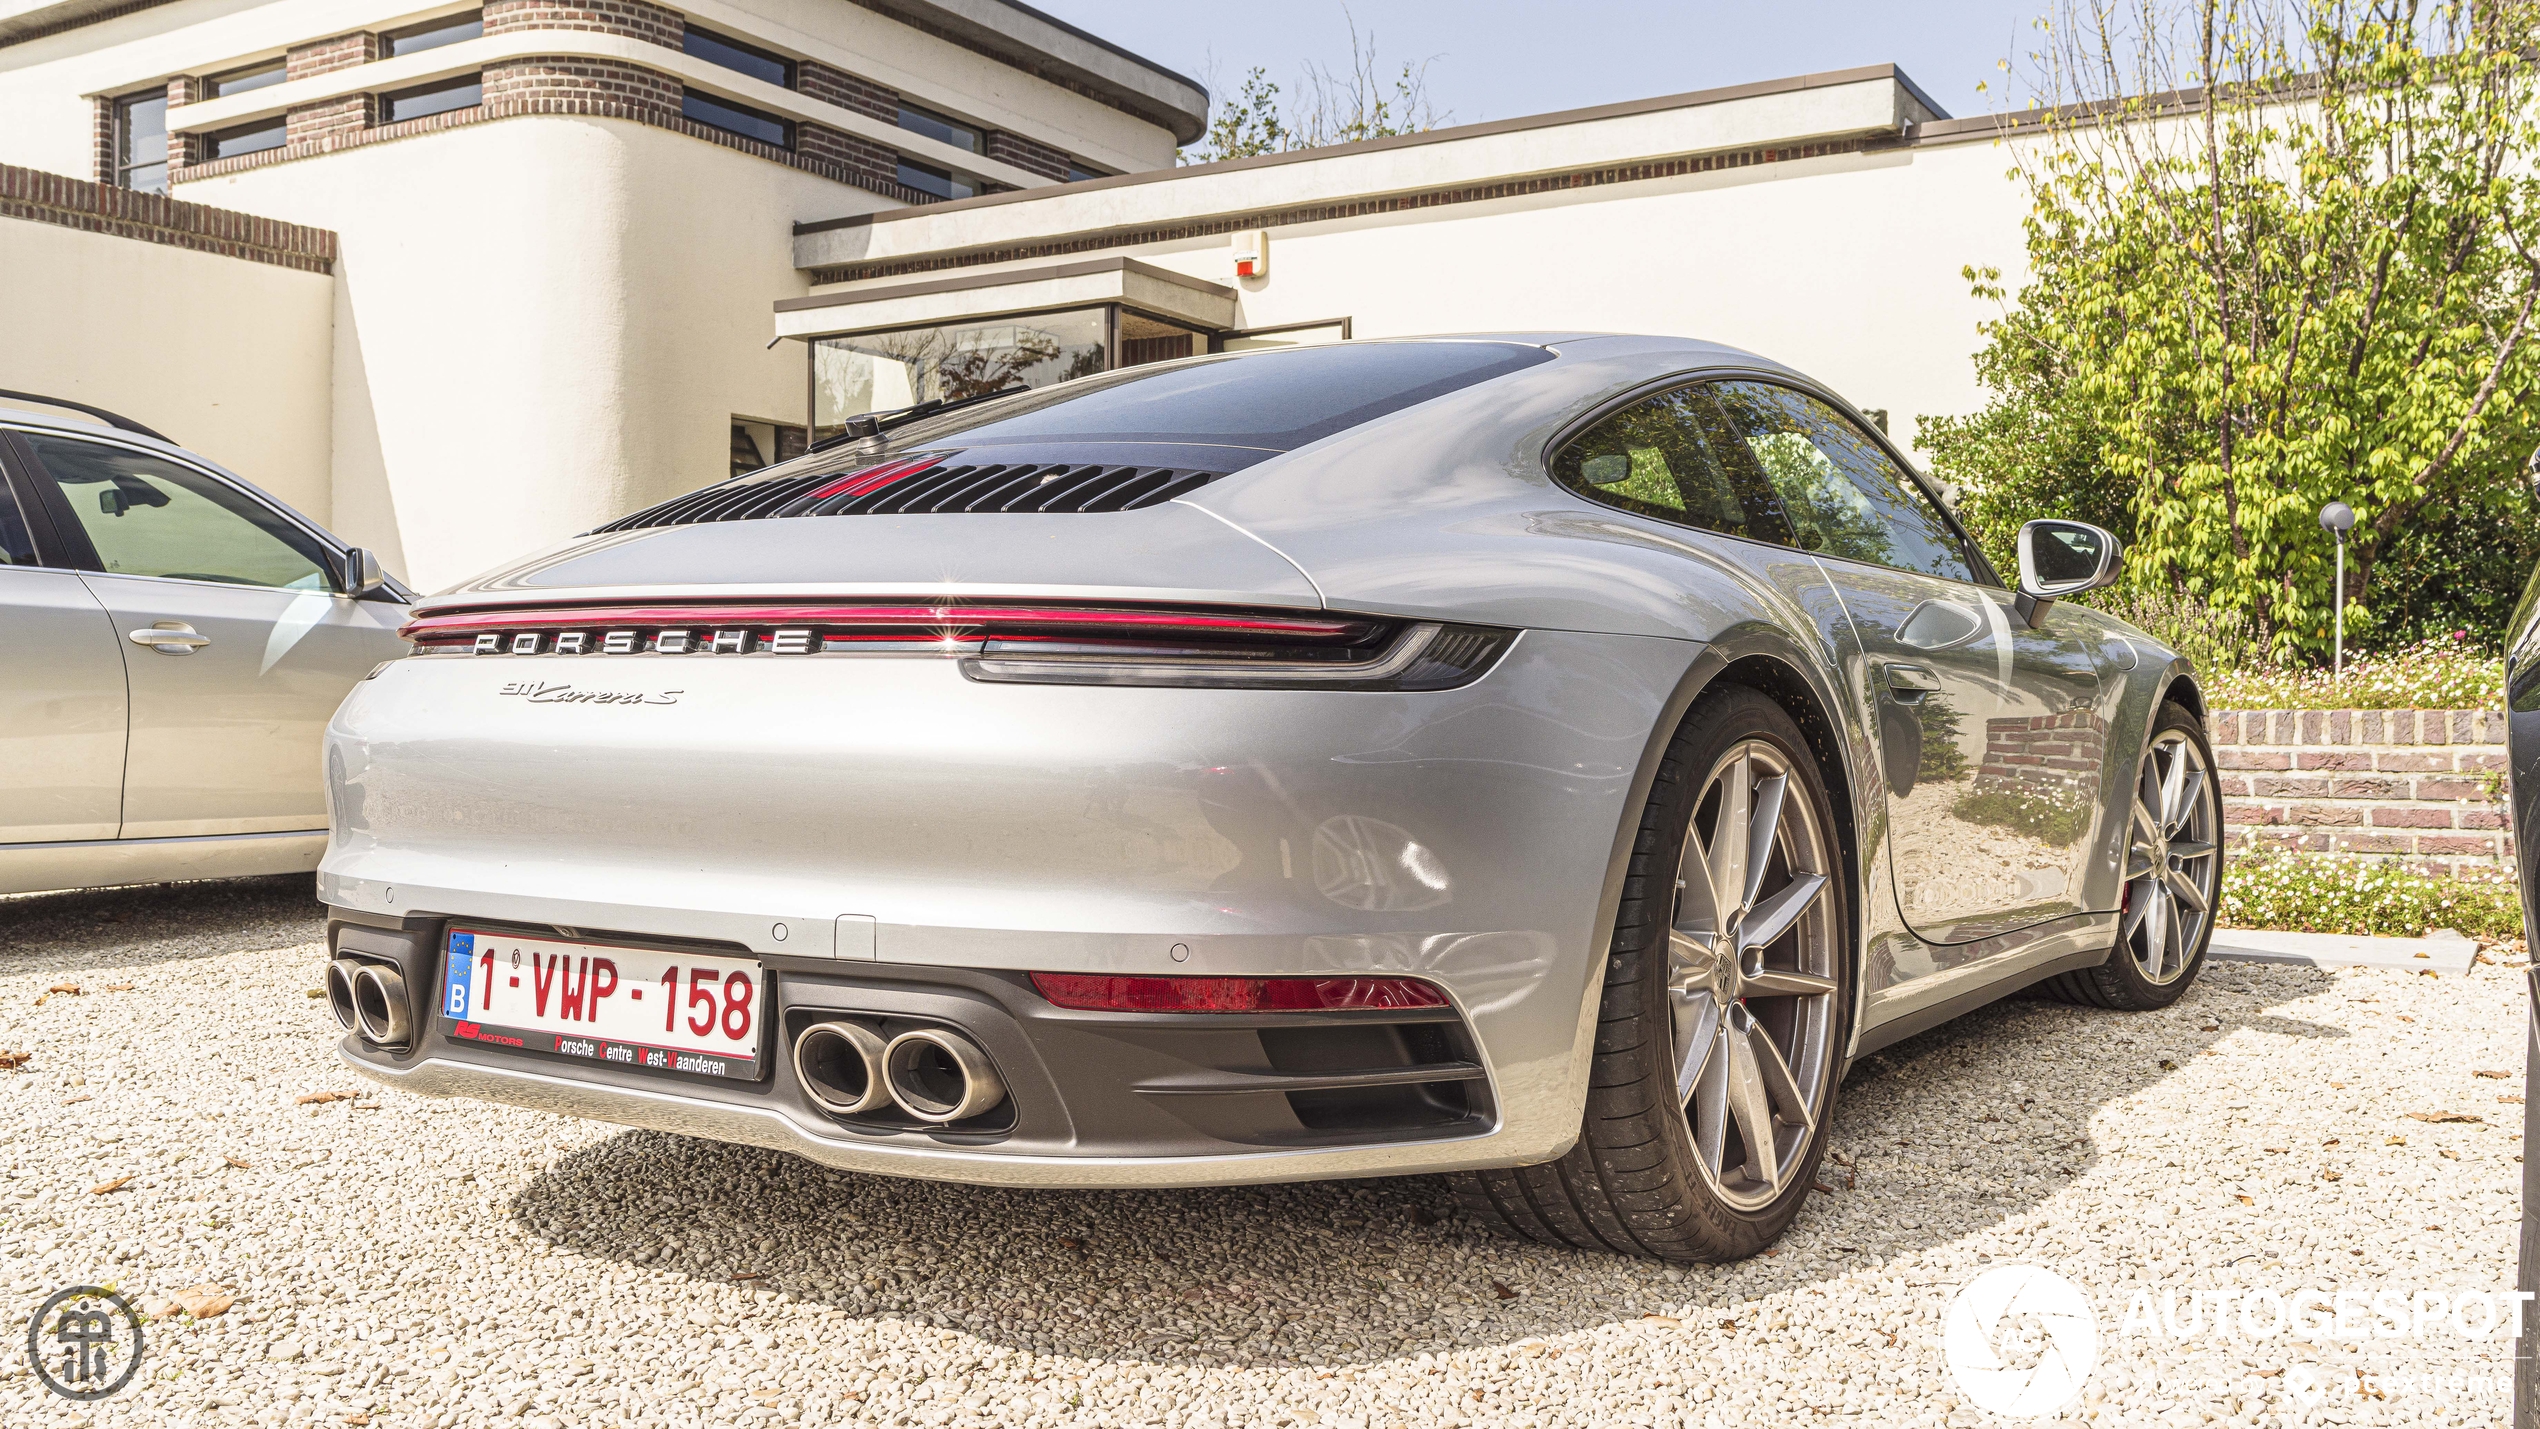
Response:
[[2014, 519, 2121, 626]]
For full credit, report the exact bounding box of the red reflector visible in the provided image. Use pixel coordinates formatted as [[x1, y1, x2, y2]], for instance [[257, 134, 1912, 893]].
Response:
[[1028, 972, 1449, 1013], [807, 456, 943, 501]]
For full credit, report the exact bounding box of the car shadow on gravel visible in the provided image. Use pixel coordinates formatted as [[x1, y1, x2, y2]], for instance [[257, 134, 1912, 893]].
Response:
[[508, 958, 2348, 1369], [0, 875, 325, 973]]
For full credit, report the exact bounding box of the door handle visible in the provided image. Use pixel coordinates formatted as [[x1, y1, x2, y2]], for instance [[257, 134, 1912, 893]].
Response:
[[129, 622, 210, 655], [1884, 662, 1941, 698]]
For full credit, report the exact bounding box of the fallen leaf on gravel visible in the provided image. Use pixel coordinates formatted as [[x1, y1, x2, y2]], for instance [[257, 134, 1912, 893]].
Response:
[[2388, 1135, 2407, 1145], [2502, 1095, 2526, 1104], [1489, 1281, 1517, 1300], [2477, 1070, 2512, 1079], [89, 1175, 132, 1194], [47, 982, 80, 995], [0, 1050, 27, 1070], [294, 1090, 353, 1105], [2323, 1170, 2343, 1181], [344, 1415, 369, 1426], [103, 983, 132, 992], [2442, 1149, 2462, 1161], [223, 1154, 252, 1170], [731, 1272, 764, 1282], [2407, 1111, 2484, 1124], [60, 1094, 89, 1105], [305, 989, 325, 999], [2236, 1195, 2253, 1205], [2263, 1145, 2289, 1153], [1055, 1236, 1083, 1250], [1642, 1314, 1682, 1327], [1810, 1180, 1836, 1195], [2158, 1058, 2179, 1071], [174, 1284, 233, 1319]]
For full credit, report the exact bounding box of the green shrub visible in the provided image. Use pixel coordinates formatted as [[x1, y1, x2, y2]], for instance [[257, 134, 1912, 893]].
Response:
[[2202, 635, 2504, 711], [2221, 848, 2522, 939]]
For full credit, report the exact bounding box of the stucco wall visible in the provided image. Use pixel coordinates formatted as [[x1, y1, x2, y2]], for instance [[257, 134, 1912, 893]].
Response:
[[0, 211, 333, 520], [179, 115, 887, 589]]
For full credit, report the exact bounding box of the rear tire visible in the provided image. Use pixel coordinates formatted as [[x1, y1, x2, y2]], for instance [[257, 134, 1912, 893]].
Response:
[[2041, 700, 2221, 1011], [1448, 685, 1849, 1262]]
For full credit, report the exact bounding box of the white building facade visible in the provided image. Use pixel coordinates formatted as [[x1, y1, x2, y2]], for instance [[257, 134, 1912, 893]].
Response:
[[1, 0, 2043, 589]]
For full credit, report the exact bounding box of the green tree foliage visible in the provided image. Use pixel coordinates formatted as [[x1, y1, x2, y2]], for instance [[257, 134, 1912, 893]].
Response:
[[1920, 0, 2540, 657], [1182, 14, 1445, 165]]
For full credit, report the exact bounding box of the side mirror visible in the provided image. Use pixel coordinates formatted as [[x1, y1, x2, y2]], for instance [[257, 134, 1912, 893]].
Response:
[[340, 547, 389, 598], [2014, 519, 2121, 626]]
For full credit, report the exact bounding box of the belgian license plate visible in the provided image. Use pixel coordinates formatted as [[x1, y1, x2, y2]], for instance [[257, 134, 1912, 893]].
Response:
[[439, 927, 765, 1082]]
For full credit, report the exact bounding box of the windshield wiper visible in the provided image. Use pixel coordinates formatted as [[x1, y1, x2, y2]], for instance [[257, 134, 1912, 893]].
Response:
[[807, 386, 1026, 454]]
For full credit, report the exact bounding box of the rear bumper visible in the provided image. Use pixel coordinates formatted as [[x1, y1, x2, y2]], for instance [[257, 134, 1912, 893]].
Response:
[[320, 627, 1704, 1181]]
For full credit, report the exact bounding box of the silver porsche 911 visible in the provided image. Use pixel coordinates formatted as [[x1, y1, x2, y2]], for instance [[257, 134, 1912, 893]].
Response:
[[322, 335, 2218, 1260]]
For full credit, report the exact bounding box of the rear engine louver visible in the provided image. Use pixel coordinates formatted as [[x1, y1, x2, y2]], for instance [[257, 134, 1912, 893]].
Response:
[[594, 460, 1224, 532]]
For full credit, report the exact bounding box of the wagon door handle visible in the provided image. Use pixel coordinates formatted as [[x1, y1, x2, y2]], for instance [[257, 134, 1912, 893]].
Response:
[[1883, 662, 1940, 698], [128, 622, 210, 654]]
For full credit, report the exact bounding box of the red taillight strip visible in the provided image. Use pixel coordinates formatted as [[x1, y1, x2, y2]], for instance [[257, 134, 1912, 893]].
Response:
[[806, 456, 943, 502], [399, 603, 1364, 643], [1029, 972, 1450, 1014]]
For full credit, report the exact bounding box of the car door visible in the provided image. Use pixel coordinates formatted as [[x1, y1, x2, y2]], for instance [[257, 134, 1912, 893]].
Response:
[[0, 432, 128, 843], [1699, 379, 2103, 942], [18, 431, 409, 839]]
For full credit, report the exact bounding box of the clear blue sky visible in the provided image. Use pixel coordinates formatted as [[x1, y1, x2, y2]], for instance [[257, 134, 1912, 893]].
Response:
[[1038, 0, 2051, 134]]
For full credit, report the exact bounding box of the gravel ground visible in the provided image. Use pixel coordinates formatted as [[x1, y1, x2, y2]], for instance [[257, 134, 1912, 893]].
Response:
[[0, 878, 2528, 1427]]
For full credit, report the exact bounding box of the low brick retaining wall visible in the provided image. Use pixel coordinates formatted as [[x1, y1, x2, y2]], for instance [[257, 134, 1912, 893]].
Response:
[[2210, 709, 2511, 874]]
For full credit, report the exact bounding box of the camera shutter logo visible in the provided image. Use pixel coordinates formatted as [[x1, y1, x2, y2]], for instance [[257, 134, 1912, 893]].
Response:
[[25, 1285, 145, 1401], [1943, 1265, 2099, 1417]]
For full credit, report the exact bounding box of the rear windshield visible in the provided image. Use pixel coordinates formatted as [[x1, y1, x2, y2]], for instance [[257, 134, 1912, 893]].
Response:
[[899, 340, 1554, 452]]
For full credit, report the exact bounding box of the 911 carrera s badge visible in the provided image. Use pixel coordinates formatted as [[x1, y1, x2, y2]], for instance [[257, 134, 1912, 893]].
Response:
[[498, 681, 680, 705]]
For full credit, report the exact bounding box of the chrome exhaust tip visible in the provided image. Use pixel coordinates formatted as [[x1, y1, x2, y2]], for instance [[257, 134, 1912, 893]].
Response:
[[792, 1021, 893, 1116], [324, 958, 363, 1032], [351, 963, 411, 1046], [882, 1028, 1006, 1123]]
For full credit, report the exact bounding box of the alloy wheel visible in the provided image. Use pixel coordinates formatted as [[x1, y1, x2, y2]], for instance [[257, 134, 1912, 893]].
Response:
[[2124, 729, 2218, 984], [1665, 740, 1839, 1211]]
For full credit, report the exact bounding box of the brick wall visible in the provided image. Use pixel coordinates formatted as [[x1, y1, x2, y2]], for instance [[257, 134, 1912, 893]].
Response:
[[482, 56, 683, 117], [484, 0, 682, 49], [2211, 709, 2511, 873], [986, 129, 1068, 180], [287, 30, 378, 81], [797, 122, 899, 189], [0, 161, 336, 272], [799, 59, 897, 122], [1975, 710, 2108, 797]]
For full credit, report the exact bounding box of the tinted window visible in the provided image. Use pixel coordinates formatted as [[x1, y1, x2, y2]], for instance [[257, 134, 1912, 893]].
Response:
[[684, 91, 790, 148], [208, 61, 285, 98], [1706, 380, 1974, 582], [28, 436, 331, 590], [0, 476, 35, 565], [385, 75, 482, 123], [115, 91, 167, 193], [918, 341, 1554, 452], [385, 11, 483, 57], [899, 102, 983, 153], [896, 157, 974, 202], [684, 26, 791, 87], [209, 119, 286, 160], [1550, 385, 1792, 542]]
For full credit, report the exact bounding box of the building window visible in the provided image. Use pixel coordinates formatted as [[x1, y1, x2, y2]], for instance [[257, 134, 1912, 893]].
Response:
[[385, 10, 483, 57], [812, 309, 1107, 442], [1119, 311, 1205, 367], [897, 101, 982, 154], [685, 26, 791, 87], [383, 75, 482, 123], [683, 90, 791, 148], [896, 157, 975, 202], [1065, 161, 1106, 183], [112, 89, 169, 192], [207, 117, 286, 160], [207, 59, 286, 98]]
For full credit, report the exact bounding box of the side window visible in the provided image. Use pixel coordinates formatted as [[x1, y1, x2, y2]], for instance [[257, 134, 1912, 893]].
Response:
[[1549, 384, 1793, 543], [0, 474, 36, 565], [1704, 381, 1974, 583], [26, 435, 332, 590]]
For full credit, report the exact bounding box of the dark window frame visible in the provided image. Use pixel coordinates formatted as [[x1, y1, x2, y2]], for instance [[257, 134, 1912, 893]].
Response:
[[897, 100, 984, 154], [895, 155, 975, 202], [382, 73, 483, 124], [112, 87, 169, 193], [383, 10, 484, 58], [683, 24, 793, 88], [206, 59, 286, 98], [682, 89, 793, 149], [206, 116, 287, 160]]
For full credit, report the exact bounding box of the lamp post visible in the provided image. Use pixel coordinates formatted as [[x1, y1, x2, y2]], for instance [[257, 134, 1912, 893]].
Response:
[[2320, 501, 2355, 679]]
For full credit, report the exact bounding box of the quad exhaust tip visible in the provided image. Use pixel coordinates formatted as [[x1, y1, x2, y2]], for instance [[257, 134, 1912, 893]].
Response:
[[881, 1027, 1006, 1123], [792, 1021, 893, 1116], [350, 963, 411, 1046]]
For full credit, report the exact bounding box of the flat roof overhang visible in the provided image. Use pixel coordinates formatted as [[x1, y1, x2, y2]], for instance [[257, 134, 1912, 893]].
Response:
[[772, 256, 1237, 340]]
